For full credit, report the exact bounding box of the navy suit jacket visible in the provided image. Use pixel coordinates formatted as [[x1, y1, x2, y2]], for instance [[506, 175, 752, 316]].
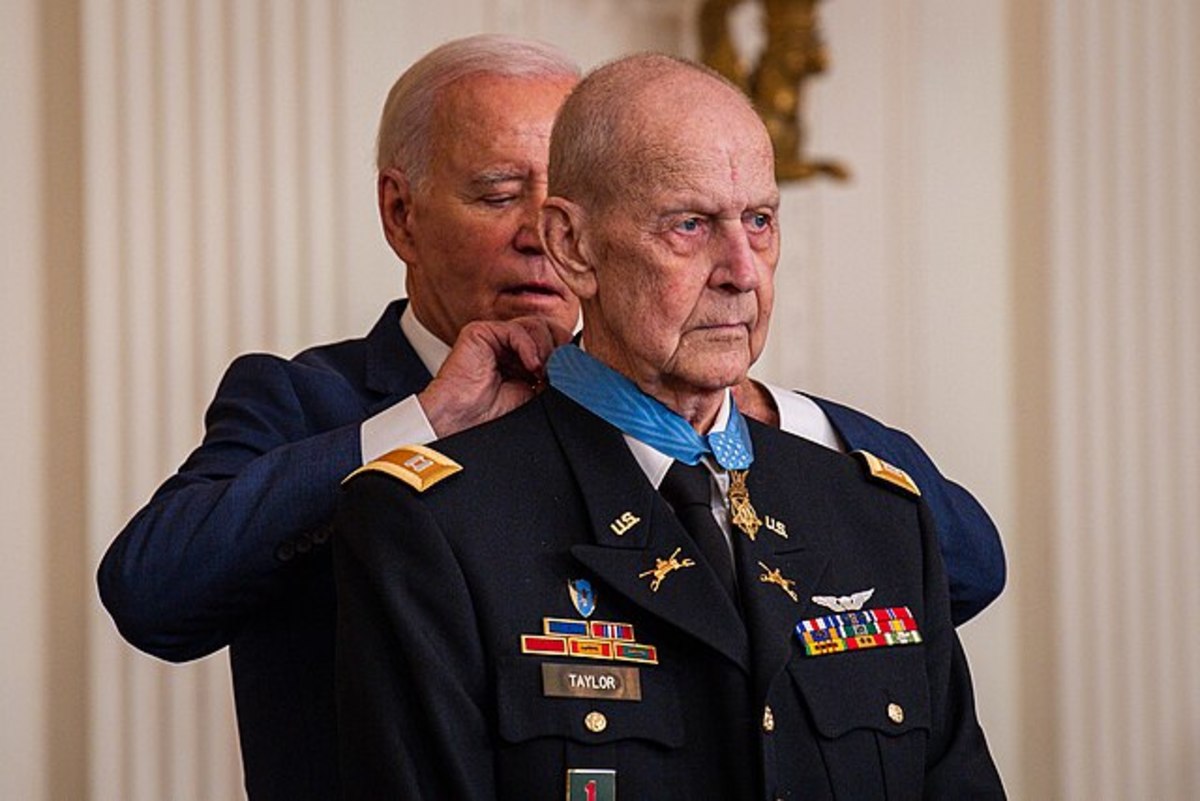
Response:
[[98, 298, 1003, 799]]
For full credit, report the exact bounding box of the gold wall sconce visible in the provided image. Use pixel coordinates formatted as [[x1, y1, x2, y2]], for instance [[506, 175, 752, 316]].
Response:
[[700, 0, 849, 183]]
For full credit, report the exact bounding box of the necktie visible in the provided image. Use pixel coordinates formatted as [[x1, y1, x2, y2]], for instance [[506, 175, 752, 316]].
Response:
[[659, 461, 737, 601]]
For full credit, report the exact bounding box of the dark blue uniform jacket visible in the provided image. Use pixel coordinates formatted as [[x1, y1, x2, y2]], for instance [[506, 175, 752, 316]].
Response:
[[334, 389, 1006, 799]]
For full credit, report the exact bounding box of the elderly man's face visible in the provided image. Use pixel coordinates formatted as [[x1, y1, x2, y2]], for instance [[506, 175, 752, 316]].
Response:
[[580, 84, 779, 403], [390, 74, 578, 345]]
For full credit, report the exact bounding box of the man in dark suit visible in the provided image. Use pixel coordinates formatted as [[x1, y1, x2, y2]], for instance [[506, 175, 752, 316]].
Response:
[[98, 35, 1002, 801], [335, 52, 1004, 799]]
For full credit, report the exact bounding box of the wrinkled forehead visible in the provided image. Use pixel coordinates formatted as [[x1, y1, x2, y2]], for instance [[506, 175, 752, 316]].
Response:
[[428, 74, 568, 169], [614, 105, 777, 207], [434, 73, 567, 131]]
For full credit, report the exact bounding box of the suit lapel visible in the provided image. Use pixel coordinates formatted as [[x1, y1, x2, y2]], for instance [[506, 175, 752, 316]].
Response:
[[540, 390, 750, 673], [733, 421, 834, 698], [364, 299, 434, 404]]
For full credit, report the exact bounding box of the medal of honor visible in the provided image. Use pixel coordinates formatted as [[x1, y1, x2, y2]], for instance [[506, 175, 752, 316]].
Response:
[[728, 469, 763, 540]]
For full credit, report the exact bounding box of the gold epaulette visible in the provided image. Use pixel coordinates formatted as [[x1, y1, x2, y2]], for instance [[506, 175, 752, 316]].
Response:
[[852, 450, 921, 497], [343, 444, 462, 493]]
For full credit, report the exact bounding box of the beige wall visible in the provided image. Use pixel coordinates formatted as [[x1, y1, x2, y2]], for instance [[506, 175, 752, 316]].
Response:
[[2, 0, 1197, 798], [2, 2, 47, 797]]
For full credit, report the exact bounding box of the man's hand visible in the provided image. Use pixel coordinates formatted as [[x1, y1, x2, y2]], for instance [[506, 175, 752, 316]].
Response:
[[732, 377, 780, 428], [418, 317, 572, 438]]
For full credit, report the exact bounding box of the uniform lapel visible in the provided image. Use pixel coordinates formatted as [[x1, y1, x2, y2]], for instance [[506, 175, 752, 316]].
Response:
[[732, 422, 834, 699], [540, 389, 750, 673]]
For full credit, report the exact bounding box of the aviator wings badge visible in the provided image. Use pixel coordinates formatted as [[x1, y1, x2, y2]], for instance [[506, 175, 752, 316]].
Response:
[[811, 588, 875, 612]]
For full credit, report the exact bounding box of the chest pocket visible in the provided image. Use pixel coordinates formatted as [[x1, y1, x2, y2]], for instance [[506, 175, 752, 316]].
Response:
[[496, 656, 683, 747], [788, 646, 932, 801], [492, 656, 685, 800]]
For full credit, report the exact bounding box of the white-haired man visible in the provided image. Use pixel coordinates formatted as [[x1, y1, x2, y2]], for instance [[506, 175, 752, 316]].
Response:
[[98, 35, 580, 801]]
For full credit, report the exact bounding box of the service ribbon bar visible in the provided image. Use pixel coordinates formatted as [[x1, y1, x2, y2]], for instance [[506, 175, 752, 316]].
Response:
[[589, 621, 635, 641], [521, 617, 659, 665], [795, 606, 922, 657], [613, 642, 658, 664], [544, 618, 590, 637], [521, 635, 569, 656]]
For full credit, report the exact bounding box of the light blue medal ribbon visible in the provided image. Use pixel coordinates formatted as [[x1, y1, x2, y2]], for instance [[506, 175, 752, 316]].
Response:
[[545, 344, 754, 470]]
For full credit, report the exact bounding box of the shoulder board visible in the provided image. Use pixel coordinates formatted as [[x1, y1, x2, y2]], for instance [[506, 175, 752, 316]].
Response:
[[851, 450, 921, 497], [343, 444, 462, 493]]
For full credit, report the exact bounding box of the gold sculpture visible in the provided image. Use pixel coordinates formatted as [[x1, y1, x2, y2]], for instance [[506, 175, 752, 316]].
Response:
[[700, 0, 849, 183]]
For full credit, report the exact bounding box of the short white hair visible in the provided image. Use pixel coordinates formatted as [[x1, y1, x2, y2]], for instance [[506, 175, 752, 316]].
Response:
[[376, 34, 580, 184]]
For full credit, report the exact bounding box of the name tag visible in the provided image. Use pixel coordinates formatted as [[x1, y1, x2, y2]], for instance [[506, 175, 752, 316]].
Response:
[[542, 663, 642, 701]]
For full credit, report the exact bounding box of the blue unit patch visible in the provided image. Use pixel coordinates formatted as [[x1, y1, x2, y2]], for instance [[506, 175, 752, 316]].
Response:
[[568, 578, 596, 618]]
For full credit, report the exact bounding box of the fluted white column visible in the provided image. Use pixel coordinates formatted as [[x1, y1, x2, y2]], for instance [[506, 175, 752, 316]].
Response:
[[83, 1, 349, 798], [1046, 2, 1200, 799]]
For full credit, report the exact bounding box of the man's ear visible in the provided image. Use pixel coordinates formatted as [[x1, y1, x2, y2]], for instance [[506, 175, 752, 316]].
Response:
[[378, 168, 418, 263], [540, 197, 597, 300]]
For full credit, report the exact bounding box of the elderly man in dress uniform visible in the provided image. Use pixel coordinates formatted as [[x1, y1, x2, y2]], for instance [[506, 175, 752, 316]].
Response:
[[335, 52, 1005, 800]]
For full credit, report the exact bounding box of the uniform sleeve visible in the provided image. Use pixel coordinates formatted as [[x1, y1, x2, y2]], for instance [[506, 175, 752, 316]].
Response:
[[96, 354, 367, 662], [810, 395, 1006, 624], [872, 427, 1005, 625], [916, 500, 1007, 797], [334, 472, 494, 800]]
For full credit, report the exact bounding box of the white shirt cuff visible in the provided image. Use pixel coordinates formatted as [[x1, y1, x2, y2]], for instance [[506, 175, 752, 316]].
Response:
[[359, 394, 439, 464]]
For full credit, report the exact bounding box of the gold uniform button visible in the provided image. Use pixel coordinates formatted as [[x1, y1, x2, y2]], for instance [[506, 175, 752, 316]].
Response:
[[762, 705, 775, 733], [584, 711, 608, 733], [887, 702, 905, 725]]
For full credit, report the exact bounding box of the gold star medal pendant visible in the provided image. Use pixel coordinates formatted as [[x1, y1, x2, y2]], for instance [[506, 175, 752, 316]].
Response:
[[727, 469, 763, 541]]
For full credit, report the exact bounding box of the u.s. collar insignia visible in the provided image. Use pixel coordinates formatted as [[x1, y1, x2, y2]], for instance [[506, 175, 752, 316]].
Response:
[[852, 450, 921, 496], [812, 588, 875, 612], [342, 444, 462, 492], [568, 578, 596, 618], [609, 511, 640, 536]]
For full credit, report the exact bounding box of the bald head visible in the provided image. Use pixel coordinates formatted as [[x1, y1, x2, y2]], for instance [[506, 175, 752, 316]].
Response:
[[541, 53, 779, 428], [548, 53, 767, 211]]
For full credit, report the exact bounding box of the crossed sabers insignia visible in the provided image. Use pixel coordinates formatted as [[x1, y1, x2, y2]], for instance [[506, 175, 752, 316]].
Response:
[[639, 547, 696, 592], [758, 561, 799, 602]]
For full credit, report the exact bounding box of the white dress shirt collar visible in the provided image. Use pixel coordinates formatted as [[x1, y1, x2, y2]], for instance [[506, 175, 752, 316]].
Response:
[[399, 302, 452, 378]]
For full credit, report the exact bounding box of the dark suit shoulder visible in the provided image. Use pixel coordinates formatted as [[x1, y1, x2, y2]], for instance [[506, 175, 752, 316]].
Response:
[[221, 339, 364, 396]]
